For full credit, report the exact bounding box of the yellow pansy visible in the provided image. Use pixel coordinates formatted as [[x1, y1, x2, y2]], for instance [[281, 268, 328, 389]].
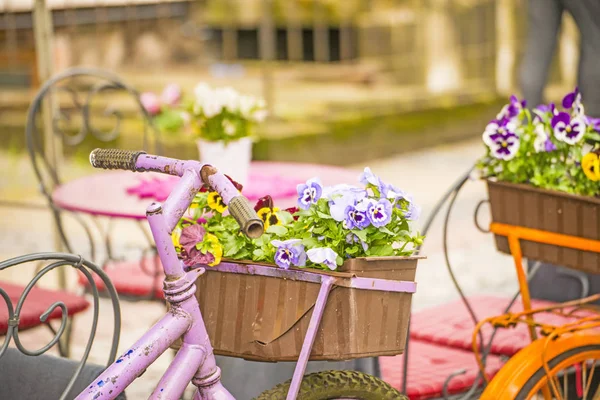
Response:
[[582, 152, 600, 182], [204, 233, 223, 266], [257, 207, 281, 229], [207, 192, 227, 213], [172, 227, 182, 248]]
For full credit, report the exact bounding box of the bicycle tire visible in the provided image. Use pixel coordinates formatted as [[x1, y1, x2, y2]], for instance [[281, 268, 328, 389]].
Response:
[[480, 332, 600, 399], [514, 344, 600, 399], [254, 370, 406, 400]]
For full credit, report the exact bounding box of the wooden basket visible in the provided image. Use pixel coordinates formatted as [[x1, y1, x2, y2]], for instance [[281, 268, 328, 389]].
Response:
[[487, 179, 600, 274], [174, 256, 419, 362]]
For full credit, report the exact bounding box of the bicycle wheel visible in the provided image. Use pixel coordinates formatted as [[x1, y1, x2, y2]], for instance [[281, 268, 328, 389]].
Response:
[[481, 332, 600, 399], [254, 370, 406, 400]]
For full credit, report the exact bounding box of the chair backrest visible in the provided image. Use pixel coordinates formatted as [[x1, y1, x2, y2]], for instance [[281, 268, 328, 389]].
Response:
[[0, 252, 122, 400], [25, 67, 162, 256]]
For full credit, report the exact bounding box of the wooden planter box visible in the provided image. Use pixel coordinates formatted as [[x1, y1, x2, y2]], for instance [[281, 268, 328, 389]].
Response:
[[180, 256, 419, 362], [487, 180, 600, 274]]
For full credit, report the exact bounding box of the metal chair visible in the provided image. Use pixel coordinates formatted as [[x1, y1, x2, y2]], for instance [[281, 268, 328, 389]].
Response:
[[0, 252, 122, 399], [24, 67, 165, 301]]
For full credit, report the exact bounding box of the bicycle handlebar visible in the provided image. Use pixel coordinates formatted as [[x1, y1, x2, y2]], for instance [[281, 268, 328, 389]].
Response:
[[89, 148, 264, 239]]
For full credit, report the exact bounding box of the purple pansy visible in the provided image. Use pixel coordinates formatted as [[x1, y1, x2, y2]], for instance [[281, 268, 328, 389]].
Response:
[[359, 167, 383, 188], [272, 239, 306, 269], [307, 247, 338, 270], [367, 198, 393, 227], [346, 233, 369, 252], [482, 119, 520, 160], [533, 124, 557, 153], [562, 87, 584, 116], [551, 112, 587, 145], [343, 205, 370, 230], [497, 95, 526, 121], [533, 103, 557, 123], [585, 116, 600, 132], [404, 198, 421, 221], [379, 182, 407, 203], [297, 178, 322, 210], [326, 186, 368, 222]]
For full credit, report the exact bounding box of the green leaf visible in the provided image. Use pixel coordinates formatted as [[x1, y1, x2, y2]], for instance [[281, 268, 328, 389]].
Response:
[[267, 225, 288, 236], [316, 211, 333, 220], [352, 229, 368, 242], [368, 245, 395, 256]]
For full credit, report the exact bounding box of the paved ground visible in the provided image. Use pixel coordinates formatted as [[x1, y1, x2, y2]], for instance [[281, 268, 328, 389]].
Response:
[[0, 138, 520, 398]]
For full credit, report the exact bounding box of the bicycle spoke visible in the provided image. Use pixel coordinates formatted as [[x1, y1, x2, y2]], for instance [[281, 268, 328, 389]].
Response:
[[584, 360, 597, 400], [563, 369, 568, 400]]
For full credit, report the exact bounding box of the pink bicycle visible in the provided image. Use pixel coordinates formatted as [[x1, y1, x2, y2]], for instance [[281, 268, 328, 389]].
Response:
[[53, 148, 408, 400]]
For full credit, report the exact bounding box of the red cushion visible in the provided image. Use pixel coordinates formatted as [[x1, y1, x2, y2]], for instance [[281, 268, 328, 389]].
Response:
[[78, 257, 164, 299], [410, 295, 598, 356], [380, 340, 504, 399], [0, 282, 89, 334]]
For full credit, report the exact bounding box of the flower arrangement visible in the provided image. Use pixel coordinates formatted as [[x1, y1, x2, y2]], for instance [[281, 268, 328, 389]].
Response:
[[188, 83, 267, 144], [140, 84, 188, 135], [140, 82, 267, 144], [476, 88, 600, 197], [172, 168, 424, 271]]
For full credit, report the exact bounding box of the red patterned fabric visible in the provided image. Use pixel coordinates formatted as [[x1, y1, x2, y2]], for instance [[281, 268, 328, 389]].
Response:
[[410, 295, 598, 356], [0, 282, 89, 334], [78, 257, 164, 299], [380, 340, 504, 399]]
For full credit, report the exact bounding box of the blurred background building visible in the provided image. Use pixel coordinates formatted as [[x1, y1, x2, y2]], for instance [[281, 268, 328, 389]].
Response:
[[0, 0, 581, 165]]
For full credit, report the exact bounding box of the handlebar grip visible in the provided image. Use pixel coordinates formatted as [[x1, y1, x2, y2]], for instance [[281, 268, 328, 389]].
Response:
[[228, 196, 264, 239], [89, 148, 146, 171]]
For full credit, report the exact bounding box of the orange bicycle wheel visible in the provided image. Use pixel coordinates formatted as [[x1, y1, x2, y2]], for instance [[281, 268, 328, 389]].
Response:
[[481, 332, 600, 399]]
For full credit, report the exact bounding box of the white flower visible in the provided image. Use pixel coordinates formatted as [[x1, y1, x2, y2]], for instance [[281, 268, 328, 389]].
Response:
[[252, 109, 268, 123], [194, 82, 212, 102], [202, 97, 223, 118], [222, 119, 236, 136], [215, 87, 240, 113], [238, 95, 256, 118]]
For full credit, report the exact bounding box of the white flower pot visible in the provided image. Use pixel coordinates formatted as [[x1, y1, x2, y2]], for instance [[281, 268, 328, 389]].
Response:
[[196, 137, 252, 186]]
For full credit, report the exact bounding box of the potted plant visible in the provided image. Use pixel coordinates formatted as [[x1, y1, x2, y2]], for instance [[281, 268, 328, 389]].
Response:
[[140, 83, 188, 136], [187, 83, 267, 187], [476, 88, 600, 273], [171, 168, 424, 361]]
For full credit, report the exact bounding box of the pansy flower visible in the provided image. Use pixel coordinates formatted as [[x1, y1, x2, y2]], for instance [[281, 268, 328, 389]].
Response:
[[327, 186, 368, 222], [203, 233, 223, 266], [532, 103, 557, 123], [551, 112, 587, 145], [582, 152, 600, 181], [585, 117, 600, 133], [497, 95, 526, 121], [297, 178, 322, 210], [483, 119, 520, 160], [346, 233, 369, 252], [343, 205, 370, 230], [359, 167, 384, 190], [403, 198, 421, 221], [179, 224, 216, 267], [272, 239, 306, 269], [207, 192, 227, 213], [367, 198, 393, 227], [254, 195, 281, 229], [285, 206, 300, 221], [533, 124, 557, 153], [562, 87, 585, 116], [307, 247, 339, 270]]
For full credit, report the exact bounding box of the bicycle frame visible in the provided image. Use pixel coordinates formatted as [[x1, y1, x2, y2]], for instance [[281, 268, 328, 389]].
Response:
[[76, 153, 241, 400], [76, 150, 418, 400]]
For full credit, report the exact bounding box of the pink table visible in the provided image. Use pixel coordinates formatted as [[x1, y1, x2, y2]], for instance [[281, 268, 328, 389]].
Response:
[[52, 162, 361, 220]]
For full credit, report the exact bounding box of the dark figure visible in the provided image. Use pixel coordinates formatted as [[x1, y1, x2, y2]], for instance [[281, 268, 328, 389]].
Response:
[[521, 0, 600, 304], [519, 0, 600, 117]]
